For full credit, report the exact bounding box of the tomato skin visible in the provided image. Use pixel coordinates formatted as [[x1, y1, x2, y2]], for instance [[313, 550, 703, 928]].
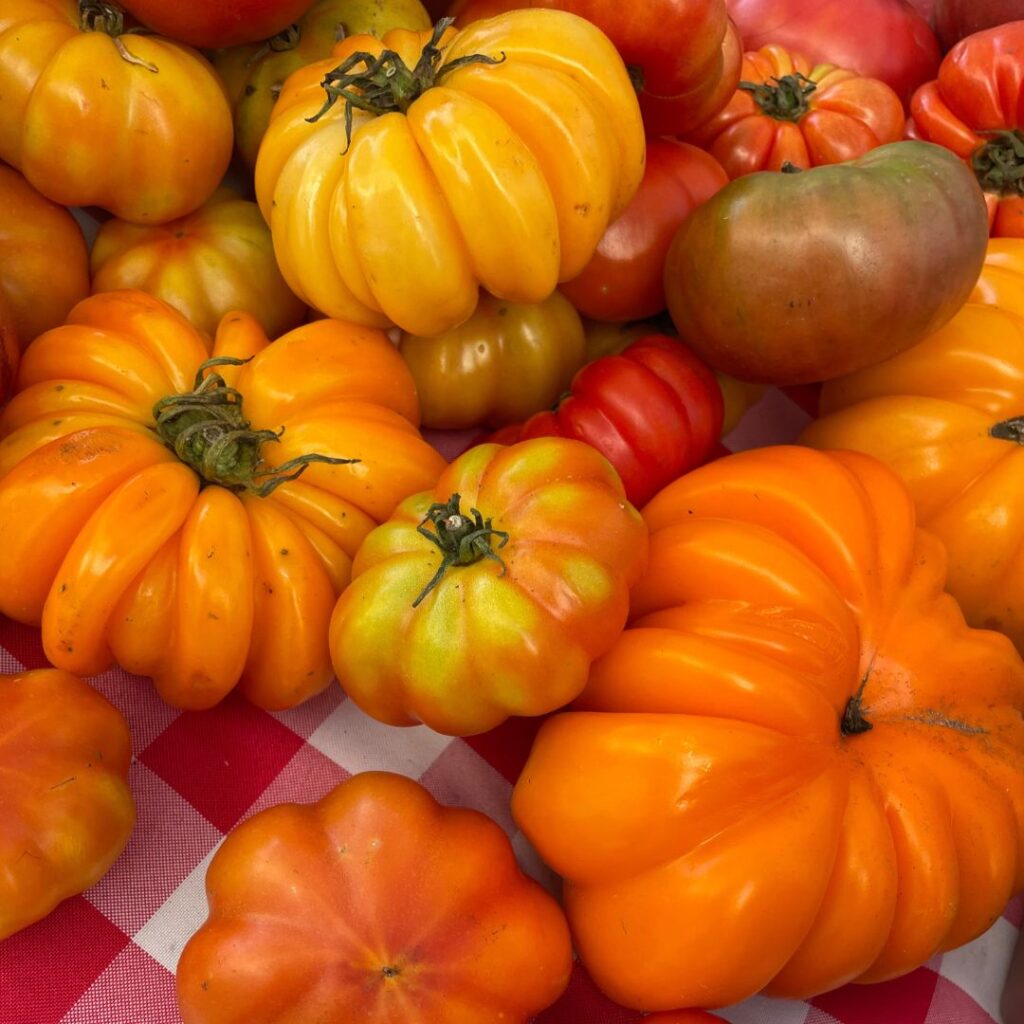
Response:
[[256, 12, 645, 336], [1, 668, 134, 940], [177, 772, 573, 1023], [0, 291, 445, 711], [692, 46, 906, 178], [0, 1, 233, 223], [118, 0, 314, 48], [507, 336, 725, 507], [399, 290, 586, 430], [330, 437, 648, 735], [0, 163, 89, 346], [214, 0, 432, 168], [804, 240, 1024, 650], [560, 141, 728, 323], [91, 188, 307, 340], [726, 0, 940, 106], [909, 22, 1024, 240], [933, 0, 1023, 50], [664, 141, 989, 385], [512, 445, 1024, 1009]]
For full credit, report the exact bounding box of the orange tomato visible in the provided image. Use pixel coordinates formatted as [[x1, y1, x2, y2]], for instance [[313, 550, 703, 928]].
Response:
[[176, 772, 572, 1023], [513, 446, 1024, 1009], [0, 0, 233, 222], [91, 188, 307, 340], [803, 239, 1024, 650], [1, 668, 134, 940], [0, 291, 445, 710], [0, 162, 90, 345], [692, 45, 906, 178]]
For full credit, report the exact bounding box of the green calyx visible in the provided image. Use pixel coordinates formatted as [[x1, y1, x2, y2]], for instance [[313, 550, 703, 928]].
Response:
[[152, 356, 358, 498], [305, 17, 505, 150], [412, 493, 509, 608], [972, 130, 1024, 197], [79, 0, 158, 72], [738, 72, 817, 122]]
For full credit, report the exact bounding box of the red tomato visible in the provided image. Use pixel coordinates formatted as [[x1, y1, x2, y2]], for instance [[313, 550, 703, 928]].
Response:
[[118, 0, 315, 48], [933, 0, 1022, 50], [560, 140, 729, 322], [495, 335, 725, 507], [726, 0, 940, 106]]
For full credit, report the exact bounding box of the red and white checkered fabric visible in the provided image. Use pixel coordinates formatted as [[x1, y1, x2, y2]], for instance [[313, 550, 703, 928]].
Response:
[[0, 388, 1020, 1024]]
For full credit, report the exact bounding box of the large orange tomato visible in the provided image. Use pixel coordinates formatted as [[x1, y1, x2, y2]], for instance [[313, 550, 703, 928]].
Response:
[[1, 668, 134, 941], [0, 291, 445, 710], [691, 45, 905, 179], [803, 240, 1024, 651], [330, 437, 648, 735], [90, 188, 308, 340], [0, 162, 90, 345], [398, 290, 586, 429], [513, 446, 1024, 1009], [0, 0, 233, 222], [177, 772, 573, 1023], [255, 12, 645, 335]]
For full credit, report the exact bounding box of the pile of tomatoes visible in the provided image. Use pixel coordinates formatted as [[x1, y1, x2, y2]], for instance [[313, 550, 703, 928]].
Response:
[[2, 0, 1024, 1021]]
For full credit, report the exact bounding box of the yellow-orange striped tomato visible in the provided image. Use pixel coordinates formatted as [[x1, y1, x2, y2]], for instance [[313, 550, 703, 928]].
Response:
[[255, 12, 646, 335], [1, 668, 134, 940], [330, 437, 648, 735], [91, 188, 307, 340], [513, 445, 1024, 1009], [398, 290, 586, 429], [0, 0, 233, 222], [0, 291, 445, 710]]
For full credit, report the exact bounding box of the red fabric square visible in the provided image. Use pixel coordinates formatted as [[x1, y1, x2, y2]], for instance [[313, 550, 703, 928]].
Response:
[[812, 969, 940, 1024], [925, 975, 997, 1024], [244, 742, 351, 819], [0, 618, 49, 671], [0, 897, 129, 1024], [1005, 895, 1024, 928], [536, 962, 644, 1023], [464, 714, 547, 784], [61, 944, 177, 1024], [140, 691, 304, 832]]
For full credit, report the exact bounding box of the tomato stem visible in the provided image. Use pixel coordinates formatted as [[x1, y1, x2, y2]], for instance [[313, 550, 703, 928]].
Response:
[[739, 73, 816, 122], [305, 18, 505, 151], [991, 415, 1024, 443], [245, 24, 302, 68], [973, 130, 1024, 197], [151, 356, 359, 497], [79, 0, 158, 73], [412, 493, 509, 607], [841, 665, 873, 736]]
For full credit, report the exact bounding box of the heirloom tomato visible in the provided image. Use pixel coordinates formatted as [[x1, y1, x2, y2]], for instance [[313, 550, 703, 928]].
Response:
[[803, 241, 1024, 650], [0, 291, 445, 711], [726, 0, 940, 106], [692, 46, 905, 178], [664, 141, 989, 384], [0, 163, 89, 345], [449, 0, 742, 136], [0, 292, 18, 405], [513, 445, 1024, 1009], [254, 12, 645, 335], [0, 0, 233, 223], [330, 437, 648, 735], [177, 772, 573, 1024], [560, 140, 728, 323], [398, 290, 586, 430], [118, 0, 317, 48], [909, 22, 1024, 239], [496, 336, 724, 507], [1, 668, 134, 941], [215, 0, 431, 169], [91, 188, 307, 341]]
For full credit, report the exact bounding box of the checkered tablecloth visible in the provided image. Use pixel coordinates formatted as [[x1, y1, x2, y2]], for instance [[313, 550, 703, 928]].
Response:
[[0, 387, 1020, 1024]]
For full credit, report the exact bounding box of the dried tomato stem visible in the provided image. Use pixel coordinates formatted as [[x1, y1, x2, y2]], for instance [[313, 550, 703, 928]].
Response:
[[79, 0, 158, 73], [245, 23, 302, 68], [973, 130, 1024, 197], [991, 415, 1024, 443], [306, 17, 505, 150], [739, 73, 816, 122], [152, 356, 359, 497], [412, 493, 509, 607]]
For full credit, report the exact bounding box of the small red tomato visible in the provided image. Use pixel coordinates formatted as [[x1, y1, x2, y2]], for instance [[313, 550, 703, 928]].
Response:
[[118, 0, 315, 48], [560, 140, 729, 323]]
